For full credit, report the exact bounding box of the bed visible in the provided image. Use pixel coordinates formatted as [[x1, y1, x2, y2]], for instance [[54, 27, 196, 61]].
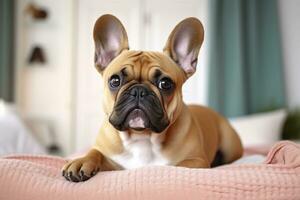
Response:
[[0, 141, 299, 200]]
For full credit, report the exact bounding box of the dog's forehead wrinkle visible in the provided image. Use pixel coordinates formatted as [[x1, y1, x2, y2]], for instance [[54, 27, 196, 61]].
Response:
[[114, 50, 186, 84], [120, 67, 128, 77]]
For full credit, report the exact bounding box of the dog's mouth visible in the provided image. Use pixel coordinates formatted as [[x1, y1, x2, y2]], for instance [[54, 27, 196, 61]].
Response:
[[124, 108, 149, 131], [109, 84, 170, 133]]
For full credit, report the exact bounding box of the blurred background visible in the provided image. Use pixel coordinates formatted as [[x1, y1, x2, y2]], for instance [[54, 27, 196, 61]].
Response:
[[0, 0, 299, 156]]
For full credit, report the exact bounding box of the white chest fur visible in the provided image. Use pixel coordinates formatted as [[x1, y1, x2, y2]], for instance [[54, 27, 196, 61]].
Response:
[[111, 132, 169, 169]]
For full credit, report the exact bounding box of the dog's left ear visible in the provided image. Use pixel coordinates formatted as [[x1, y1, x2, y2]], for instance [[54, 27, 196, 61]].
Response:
[[93, 14, 129, 73], [163, 18, 204, 77]]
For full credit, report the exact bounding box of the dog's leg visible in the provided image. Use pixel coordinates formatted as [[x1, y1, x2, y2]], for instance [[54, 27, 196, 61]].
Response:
[[177, 157, 210, 168], [62, 149, 104, 182], [218, 117, 243, 164]]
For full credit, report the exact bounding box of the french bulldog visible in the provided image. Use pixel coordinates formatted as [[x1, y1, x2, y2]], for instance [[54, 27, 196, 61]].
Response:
[[62, 14, 243, 182]]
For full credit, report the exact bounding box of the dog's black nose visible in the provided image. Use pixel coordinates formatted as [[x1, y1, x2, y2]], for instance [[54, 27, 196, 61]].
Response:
[[130, 85, 149, 98]]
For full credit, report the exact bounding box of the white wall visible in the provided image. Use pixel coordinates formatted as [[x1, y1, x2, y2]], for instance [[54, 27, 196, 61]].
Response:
[[15, 0, 75, 155], [278, 0, 300, 109]]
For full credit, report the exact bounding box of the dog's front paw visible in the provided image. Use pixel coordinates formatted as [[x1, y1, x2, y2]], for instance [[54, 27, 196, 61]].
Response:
[[62, 156, 101, 182]]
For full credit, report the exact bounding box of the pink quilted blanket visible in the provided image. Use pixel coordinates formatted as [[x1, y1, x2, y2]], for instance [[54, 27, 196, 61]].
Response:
[[0, 141, 300, 200]]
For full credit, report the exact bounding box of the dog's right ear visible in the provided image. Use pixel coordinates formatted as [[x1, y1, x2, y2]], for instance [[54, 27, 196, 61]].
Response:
[[93, 14, 129, 73]]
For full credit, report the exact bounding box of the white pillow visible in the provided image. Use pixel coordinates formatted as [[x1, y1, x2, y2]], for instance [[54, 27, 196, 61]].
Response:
[[230, 109, 287, 147], [0, 100, 46, 156]]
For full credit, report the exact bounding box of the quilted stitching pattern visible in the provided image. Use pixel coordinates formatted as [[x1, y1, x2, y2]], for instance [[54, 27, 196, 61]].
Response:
[[0, 141, 299, 200]]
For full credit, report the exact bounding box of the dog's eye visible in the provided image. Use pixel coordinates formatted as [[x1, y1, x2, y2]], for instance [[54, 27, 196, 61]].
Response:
[[109, 75, 121, 88], [158, 77, 174, 91]]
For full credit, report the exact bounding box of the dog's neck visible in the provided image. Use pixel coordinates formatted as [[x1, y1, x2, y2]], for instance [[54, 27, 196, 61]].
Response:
[[119, 130, 166, 146], [112, 130, 167, 169], [109, 104, 192, 169]]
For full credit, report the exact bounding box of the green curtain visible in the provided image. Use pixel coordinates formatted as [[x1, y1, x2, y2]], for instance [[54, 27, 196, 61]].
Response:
[[0, 0, 14, 102], [208, 0, 285, 117]]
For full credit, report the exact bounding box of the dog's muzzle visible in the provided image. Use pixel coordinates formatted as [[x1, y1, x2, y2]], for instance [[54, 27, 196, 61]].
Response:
[[109, 84, 169, 133]]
